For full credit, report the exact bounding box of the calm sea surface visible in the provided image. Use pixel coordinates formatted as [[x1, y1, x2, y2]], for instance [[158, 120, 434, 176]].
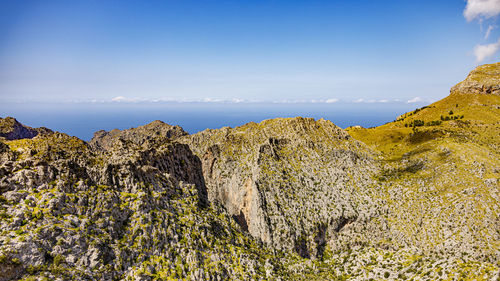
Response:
[[0, 102, 426, 141]]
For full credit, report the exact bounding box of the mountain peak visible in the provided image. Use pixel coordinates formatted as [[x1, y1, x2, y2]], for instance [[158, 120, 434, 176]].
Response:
[[0, 117, 52, 140], [89, 120, 188, 151], [450, 62, 500, 95]]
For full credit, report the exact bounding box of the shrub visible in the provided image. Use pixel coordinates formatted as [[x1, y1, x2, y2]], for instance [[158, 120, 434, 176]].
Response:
[[53, 255, 65, 266], [426, 120, 442, 126], [412, 120, 425, 127]]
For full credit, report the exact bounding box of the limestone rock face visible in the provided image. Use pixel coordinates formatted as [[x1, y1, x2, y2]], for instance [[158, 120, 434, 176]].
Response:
[[450, 62, 500, 95], [0, 130, 276, 280], [183, 117, 379, 257], [89, 120, 188, 151], [1, 62, 499, 280], [0, 117, 52, 141]]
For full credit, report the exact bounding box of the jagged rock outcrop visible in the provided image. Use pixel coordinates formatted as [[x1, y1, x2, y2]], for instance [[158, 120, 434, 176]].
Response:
[[1, 63, 499, 280], [0, 117, 52, 141], [89, 120, 188, 151], [0, 131, 279, 280], [183, 117, 379, 258], [450, 62, 500, 95]]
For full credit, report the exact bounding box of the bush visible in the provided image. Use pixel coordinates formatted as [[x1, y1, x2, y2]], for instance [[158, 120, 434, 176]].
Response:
[[426, 120, 442, 126], [0, 195, 9, 204], [412, 120, 424, 127], [53, 255, 65, 266]]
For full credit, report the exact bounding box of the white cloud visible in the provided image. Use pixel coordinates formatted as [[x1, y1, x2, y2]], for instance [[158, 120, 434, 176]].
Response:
[[473, 37, 500, 62], [111, 96, 127, 102], [351, 98, 390, 103], [464, 0, 500, 22], [231, 98, 245, 103], [485, 24, 496, 39], [105, 97, 345, 104], [407, 97, 423, 103]]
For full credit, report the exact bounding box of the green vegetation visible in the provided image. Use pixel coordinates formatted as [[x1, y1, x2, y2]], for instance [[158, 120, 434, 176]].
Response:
[[0, 63, 499, 280]]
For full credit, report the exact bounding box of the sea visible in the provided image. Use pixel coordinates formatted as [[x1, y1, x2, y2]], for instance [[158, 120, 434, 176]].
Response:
[[0, 101, 426, 141]]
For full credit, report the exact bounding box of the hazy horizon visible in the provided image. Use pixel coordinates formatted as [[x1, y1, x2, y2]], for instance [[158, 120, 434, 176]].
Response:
[[1, 0, 499, 141], [0, 100, 429, 141], [1, 0, 499, 105]]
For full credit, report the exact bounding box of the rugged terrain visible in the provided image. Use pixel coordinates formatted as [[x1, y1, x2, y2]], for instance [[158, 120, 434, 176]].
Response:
[[0, 63, 499, 280]]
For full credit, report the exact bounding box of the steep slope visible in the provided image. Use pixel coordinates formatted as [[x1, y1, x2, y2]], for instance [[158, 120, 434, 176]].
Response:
[[348, 62, 500, 158], [0, 117, 52, 141], [0, 63, 499, 280], [183, 117, 380, 258], [450, 62, 500, 96], [0, 132, 282, 280], [345, 63, 500, 275]]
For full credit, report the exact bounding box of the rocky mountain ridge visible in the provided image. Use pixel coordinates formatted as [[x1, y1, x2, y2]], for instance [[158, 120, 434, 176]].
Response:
[[181, 117, 379, 258], [90, 120, 188, 151], [450, 62, 500, 96], [0, 62, 499, 280], [0, 117, 52, 141]]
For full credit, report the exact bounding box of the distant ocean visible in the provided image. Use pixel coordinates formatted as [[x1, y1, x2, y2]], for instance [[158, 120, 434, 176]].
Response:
[[0, 102, 426, 141]]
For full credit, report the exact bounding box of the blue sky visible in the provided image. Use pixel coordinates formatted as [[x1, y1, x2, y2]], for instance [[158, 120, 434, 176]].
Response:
[[0, 0, 499, 104]]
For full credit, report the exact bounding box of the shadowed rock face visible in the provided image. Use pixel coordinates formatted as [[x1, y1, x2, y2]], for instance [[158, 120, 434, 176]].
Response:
[[0, 128, 259, 280], [89, 120, 188, 151], [450, 62, 500, 95], [183, 117, 379, 257], [0, 117, 52, 141], [1, 63, 499, 280]]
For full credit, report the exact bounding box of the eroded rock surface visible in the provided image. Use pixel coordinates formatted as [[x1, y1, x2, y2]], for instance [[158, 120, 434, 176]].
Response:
[[90, 120, 188, 151], [183, 117, 379, 257], [0, 117, 52, 141], [0, 132, 277, 280], [450, 62, 500, 95], [0, 63, 499, 280]]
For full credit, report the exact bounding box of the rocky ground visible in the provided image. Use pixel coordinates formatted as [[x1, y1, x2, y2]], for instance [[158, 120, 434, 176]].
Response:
[[0, 63, 499, 280]]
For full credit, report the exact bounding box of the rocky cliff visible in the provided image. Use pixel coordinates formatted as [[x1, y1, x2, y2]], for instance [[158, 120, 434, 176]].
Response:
[[0, 132, 280, 280], [182, 118, 379, 259], [0, 63, 499, 280], [89, 120, 188, 151], [450, 62, 500, 95], [0, 117, 52, 141]]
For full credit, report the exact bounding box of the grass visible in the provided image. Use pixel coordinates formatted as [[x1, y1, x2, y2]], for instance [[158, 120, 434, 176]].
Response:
[[347, 92, 500, 159]]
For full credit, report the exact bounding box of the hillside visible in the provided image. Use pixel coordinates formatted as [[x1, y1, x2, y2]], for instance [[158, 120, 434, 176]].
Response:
[[0, 63, 499, 280], [347, 62, 500, 158], [183, 117, 379, 257], [345, 62, 500, 278]]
